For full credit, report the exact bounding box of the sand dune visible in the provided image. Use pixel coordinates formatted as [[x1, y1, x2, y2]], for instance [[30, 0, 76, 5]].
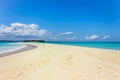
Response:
[[0, 43, 120, 80]]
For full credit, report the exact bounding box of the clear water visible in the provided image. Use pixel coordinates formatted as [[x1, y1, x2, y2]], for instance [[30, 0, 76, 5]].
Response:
[[44, 42, 120, 50], [0, 42, 26, 54]]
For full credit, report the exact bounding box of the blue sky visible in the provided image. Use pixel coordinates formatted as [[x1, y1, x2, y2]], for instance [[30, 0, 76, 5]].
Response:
[[0, 0, 120, 41]]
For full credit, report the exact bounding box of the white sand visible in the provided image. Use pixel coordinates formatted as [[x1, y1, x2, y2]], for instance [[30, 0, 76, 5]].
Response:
[[0, 43, 120, 80]]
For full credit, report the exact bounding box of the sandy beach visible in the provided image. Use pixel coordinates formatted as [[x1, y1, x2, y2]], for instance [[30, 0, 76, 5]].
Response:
[[0, 43, 120, 80]]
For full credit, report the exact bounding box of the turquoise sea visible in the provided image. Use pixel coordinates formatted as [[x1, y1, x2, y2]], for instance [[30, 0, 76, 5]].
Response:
[[0, 42, 26, 54], [45, 42, 120, 50]]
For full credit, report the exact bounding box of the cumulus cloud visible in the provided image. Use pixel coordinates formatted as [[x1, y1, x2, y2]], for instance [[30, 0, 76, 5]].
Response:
[[85, 35, 99, 40], [0, 23, 48, 40], [103, 35, 110, 39], [60, 31, 73, 35]]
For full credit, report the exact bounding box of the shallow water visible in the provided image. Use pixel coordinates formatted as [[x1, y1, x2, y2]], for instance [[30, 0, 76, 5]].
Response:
[[0, 42, 26, 54]]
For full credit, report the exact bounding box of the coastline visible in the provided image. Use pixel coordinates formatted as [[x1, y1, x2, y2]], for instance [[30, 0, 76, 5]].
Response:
[[0, 43, 120, 80], [0, 44, 37, 57], [45, 42, 120, 51]]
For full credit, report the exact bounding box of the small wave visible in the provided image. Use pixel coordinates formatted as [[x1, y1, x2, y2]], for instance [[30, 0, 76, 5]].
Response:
[[0, 44, 26, 54]]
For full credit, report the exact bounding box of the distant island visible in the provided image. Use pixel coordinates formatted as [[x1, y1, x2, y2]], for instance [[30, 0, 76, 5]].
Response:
[[0, 40, 45, 42], [23, 40, 45, 42]]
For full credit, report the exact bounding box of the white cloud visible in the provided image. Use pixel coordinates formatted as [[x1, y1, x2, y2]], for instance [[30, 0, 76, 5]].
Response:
[[103, 35, 110, 39], [85, 35, 99, 40], [0, 23, 48, 40], [65, 36, 76, 40], [60, 31, 73, 35]]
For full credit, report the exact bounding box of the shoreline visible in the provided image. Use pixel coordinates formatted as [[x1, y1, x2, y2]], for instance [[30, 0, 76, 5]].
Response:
[[42, 42, 120, 52], [0, 42, 120, 58], [0, 44, 37, 57], [0, 43, 120, 58], [44, 42, 120, 51]]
